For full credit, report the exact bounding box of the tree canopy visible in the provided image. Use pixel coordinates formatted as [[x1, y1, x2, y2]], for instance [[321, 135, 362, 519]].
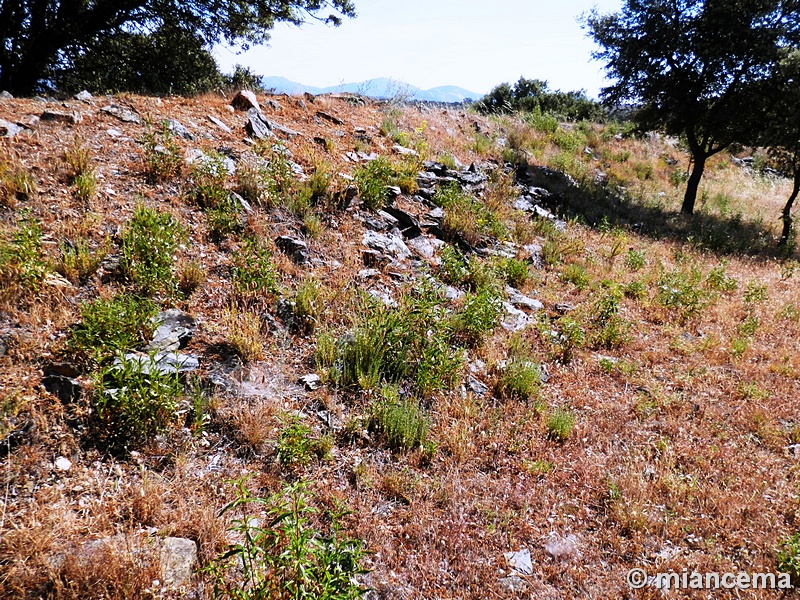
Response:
[[0, 0, 356, 95], [587, 0, 800, 214]]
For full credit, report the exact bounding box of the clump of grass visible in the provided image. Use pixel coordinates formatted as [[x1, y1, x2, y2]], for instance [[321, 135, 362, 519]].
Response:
[[496, 256, 530, 288], [497, 355, 542, 402], [91, 352, 183, 450], [624, 248, 646, 271], [235, 155, 273, 207], [206, 194, 242, 240], [68, 293, 157, 367], [656, 267, 709, 321], [187, 151, 230, 208], [56, 237, 108, 284], [546, 407, 575, 442], [120, 204, 185, 296], [354, 156, 394, 211], [64, 139, 98, 202], [0, 158, 37, 208], [290, 279, 322, 334], [434, 182, 506, 247], [591, 288, 630, 349], [368, 386, 430, 451], [0, 216, 50, 295], [276, 417, 324, 468], [560, 264, 590, 289], [231, 237, 279, 306], [178, 261, 206, 296], [544, 315, 586, 363], [141, 122, 183, 182], [777, 533, 800, 586], [223, 307, 264, 362]]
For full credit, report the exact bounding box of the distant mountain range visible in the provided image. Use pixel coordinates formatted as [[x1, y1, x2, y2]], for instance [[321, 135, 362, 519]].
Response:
[[261, 76, 483, 103]]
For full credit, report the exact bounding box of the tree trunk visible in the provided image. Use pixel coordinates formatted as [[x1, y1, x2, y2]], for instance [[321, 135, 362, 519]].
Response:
[[681, 152, 706, 214], [779, 169, 800, 246]]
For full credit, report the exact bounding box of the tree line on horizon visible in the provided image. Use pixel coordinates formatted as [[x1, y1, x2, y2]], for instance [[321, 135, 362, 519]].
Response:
[[1, 0, 799, 244]]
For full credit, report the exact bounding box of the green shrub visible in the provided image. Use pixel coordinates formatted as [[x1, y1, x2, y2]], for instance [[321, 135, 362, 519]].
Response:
[[438, 245, 469, 286], [560, 264, 590, 289], [624, 249, 646, 271], [656, 268, 708, 320], [121, 204, 184, 296], [551, 316, 586, 362], [207, 479, 369, 600], [449, 287, 504, 347], [777, 533, 800, 586], [276, 417, 316, 468], [207, 194, 242, 240], [291, 279, 322, 334], [69, 294, 157, 366], [623, 280, 647, 300], [546, 407, 575, 442], [92, 352, 183, 449], [141, 123, 183, 182], [354, 157, 394, 211], [369, 387, 430, 451], [497, 257, 530, 288], [743, 281, 768, 304]]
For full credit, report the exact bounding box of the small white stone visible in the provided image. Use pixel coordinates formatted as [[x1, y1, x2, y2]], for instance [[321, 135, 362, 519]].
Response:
[[55, 456, 72, 471]]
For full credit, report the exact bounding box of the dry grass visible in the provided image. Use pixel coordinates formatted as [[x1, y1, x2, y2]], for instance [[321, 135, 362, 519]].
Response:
[[1, 92, 799, 599]]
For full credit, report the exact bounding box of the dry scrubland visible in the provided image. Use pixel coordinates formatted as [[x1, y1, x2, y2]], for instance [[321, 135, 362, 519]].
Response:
[[0, 91, 799, 599]]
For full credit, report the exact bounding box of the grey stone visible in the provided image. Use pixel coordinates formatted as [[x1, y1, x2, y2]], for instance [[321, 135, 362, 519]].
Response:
[[0, 118, 22, 138], [501, 302, 531, 332], [0, 337, 6, 357], [298, 374, 322, 391], [147, 310, 196, 352], [275, 235, 310, 265], [381, 206, 422, 237], [207, 115, 232, 134], [513, 196, 539, 212], [422, 160, 448, 175], [407, 235, 436, 259], [427, 207, 445, 221], [74, 90, 93, 102], [444, 285, 464, 301], [316, 111, 343, 125], [392, 144, 418, 157], [504, 548, 533, 575], [357, 268, 381, 280], [41, 110, 82, 124], [0, 91, 13, 99], [167, 118, 193, 140], [375, 210, 400, 229], [362, 249, 390, 268], [231, 90, 260, 112], [523, 244, 543, 269], [498, 575, 527, 591], [42, 375, 82, 404], [101, 104, 142, 123], [466, 375, 488, 397], [245, 108, 274, 140], [367, 288, 397, 307], [362, 230, 411, 261], [159, 537, 197, 589], [506, 287, 543, 311]]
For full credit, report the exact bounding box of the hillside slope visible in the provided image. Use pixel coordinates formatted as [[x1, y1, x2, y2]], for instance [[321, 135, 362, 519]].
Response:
[[0, 90, 799, 599]]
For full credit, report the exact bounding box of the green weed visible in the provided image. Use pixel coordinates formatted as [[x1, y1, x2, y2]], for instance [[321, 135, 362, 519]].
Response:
[[369, 387, 430, 451], [141, 122, 183, 182], [354, 157, 394, 211], [56, 237, 108, 284], [121, 204, 185, 296], [546, 407, 575, 442], [231, 238, 279, 306]]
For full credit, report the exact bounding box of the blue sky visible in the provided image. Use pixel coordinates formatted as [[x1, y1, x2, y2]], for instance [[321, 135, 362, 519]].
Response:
[[213, 0, 623, 98]]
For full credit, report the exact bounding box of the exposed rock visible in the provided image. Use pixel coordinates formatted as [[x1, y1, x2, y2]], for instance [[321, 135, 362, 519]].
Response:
[[521, 164, 579, 198], [362, 230, 411, 261], [358, 268, 381, 280], [45, 362, 80, 378], [466, 375, 488, 397], [523, 244, 544, 269], [0, 91, 12, 99], [167, 118, 193, 140], [0, 118, 22, 138], [407, 235, 436, 259], [207, 115, 232, 134], [381, 206, 422, 238], [231, 90, 260, 112], [147, 310, 196, 352], [374, 211, 400, 229], [245, 108, 274, 140], [41, 110, 82, 125], [101, 104, 142, 123], [498, 575, 527, 592], [501, 302, 531, 332], [74, 90, 93, 102], [506, 287, 544, 311], [316, 111, 344, 125], [367, 288, 397, 307], [513, 196, 539, 212], [362, 249, 391, 268], [159, 537, 197, 588], [504, 548, 533, 575], [426, 206, 445, 221], [393, 144, 419, 157], [42, 375, 82, 404], [298, 374, 322, 391], [0, 336, 6, 357], [422, 160, 449, 176], [555, 303, 575, 313], [275, 235, 310, 265]]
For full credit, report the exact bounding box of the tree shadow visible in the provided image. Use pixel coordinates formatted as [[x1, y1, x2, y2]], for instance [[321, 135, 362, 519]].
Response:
[[520, 163, 796, 260]]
